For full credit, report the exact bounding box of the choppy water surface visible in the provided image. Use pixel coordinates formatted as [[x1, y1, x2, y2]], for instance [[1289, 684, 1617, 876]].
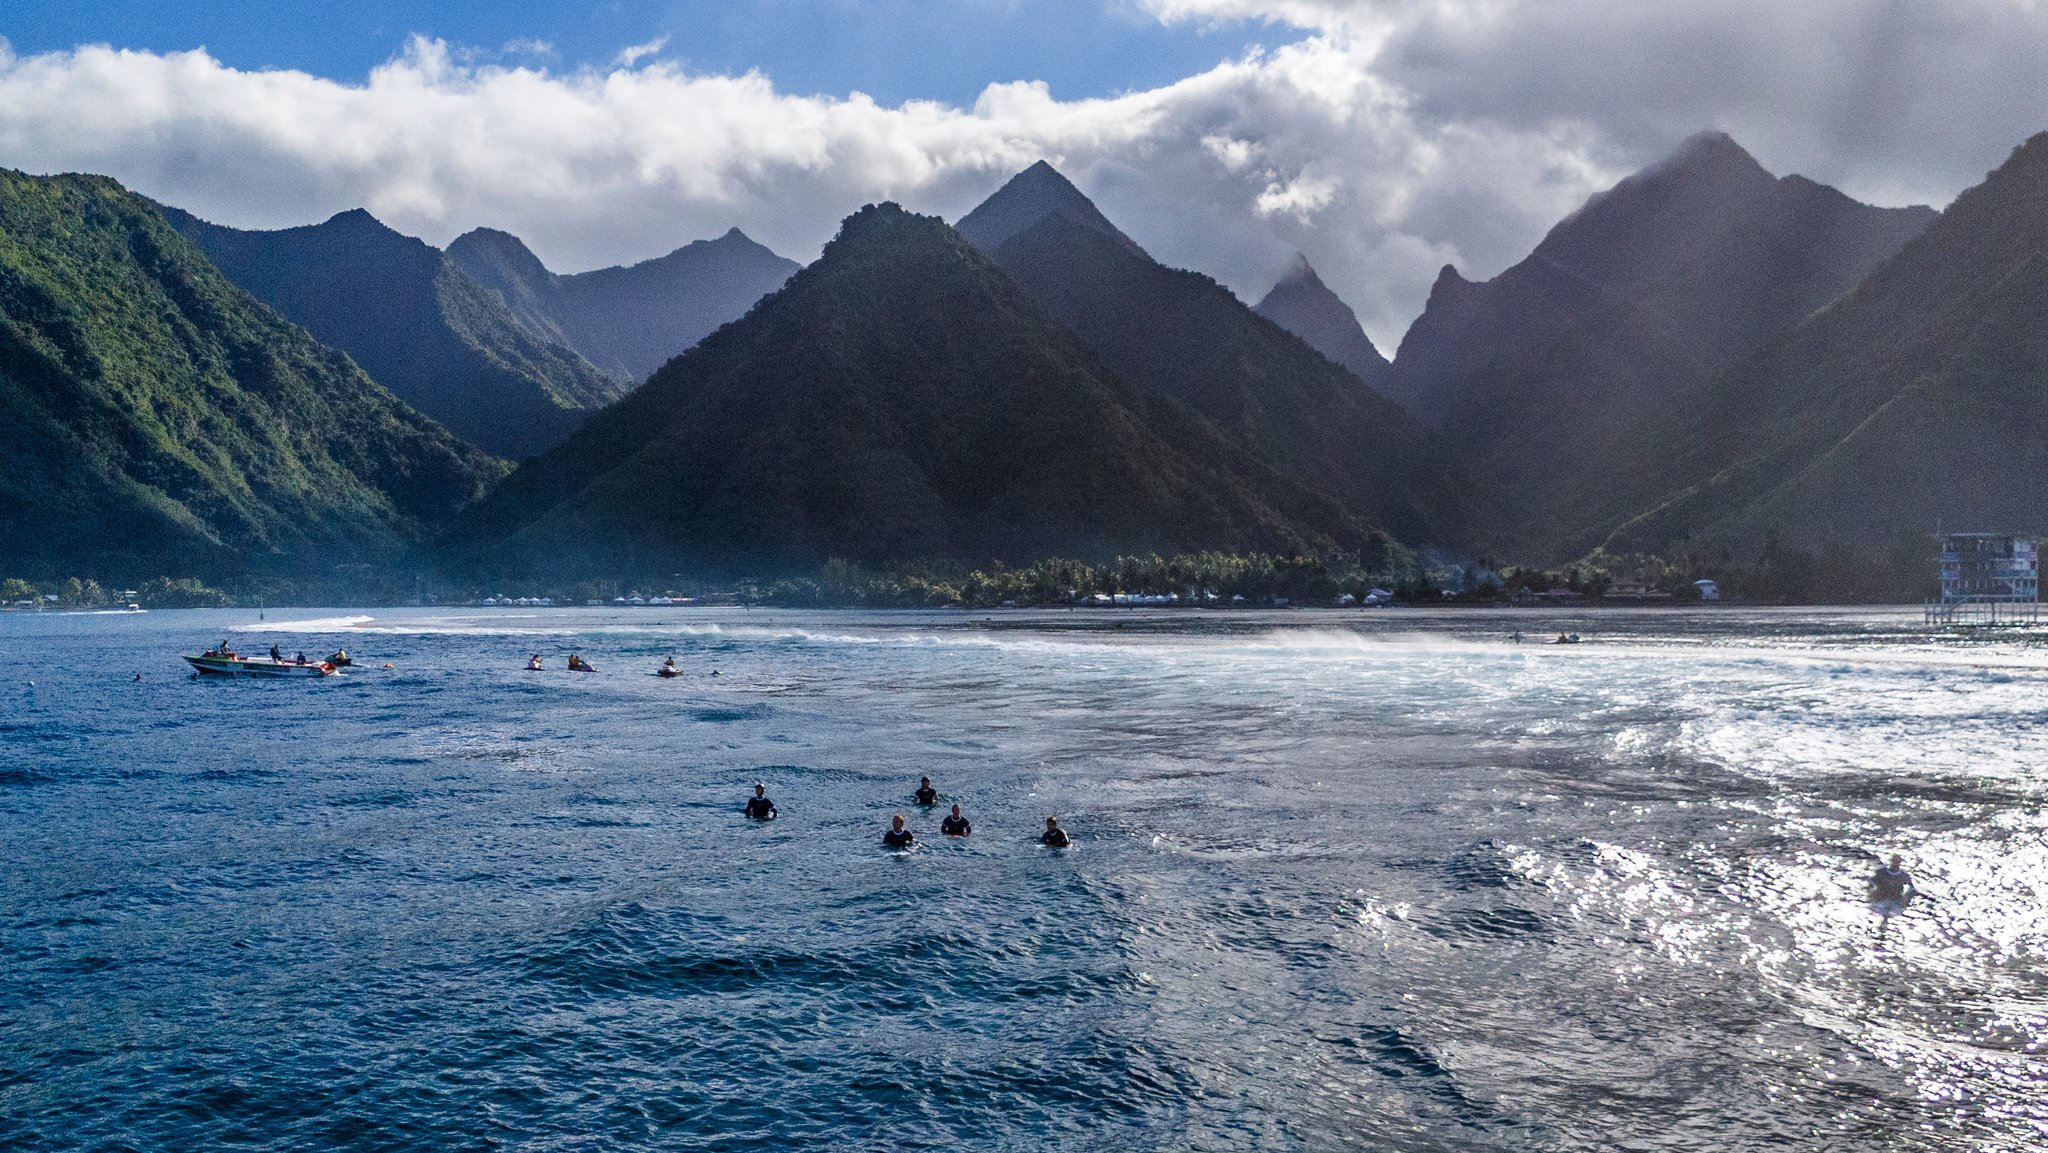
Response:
[[3, 607, 2046, 1150]]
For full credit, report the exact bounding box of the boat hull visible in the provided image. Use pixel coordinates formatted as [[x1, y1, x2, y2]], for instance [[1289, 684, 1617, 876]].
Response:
[[185, 655, 335, 678]]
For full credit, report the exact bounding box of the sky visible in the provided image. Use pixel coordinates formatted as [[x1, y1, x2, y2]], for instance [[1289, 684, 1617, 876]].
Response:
[[4, 1, 2047, 348]]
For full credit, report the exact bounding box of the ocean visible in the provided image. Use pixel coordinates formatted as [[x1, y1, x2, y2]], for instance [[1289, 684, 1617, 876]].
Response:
[[2, 606, 2043, 1150]]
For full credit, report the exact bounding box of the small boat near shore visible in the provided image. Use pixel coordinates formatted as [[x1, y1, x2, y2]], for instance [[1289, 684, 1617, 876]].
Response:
[[185, 652, 336, 678]]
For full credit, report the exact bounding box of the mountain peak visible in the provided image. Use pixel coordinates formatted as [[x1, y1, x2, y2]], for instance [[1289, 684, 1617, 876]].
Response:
[[322, 207, 395, 233], [449, 226, 551, 276], [1427, 263, 1473, 301], [1253, 254, 1392, 388], [1274, 252, 1323, 288], [955, 161, 1148, 259], [1661, 130, 1763, 177]]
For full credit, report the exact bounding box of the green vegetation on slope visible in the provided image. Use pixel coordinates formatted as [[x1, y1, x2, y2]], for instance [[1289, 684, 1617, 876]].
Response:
[[0, 170, 504, 582], [455, 203, 1374, 578], [163, 206, 626, 460], [987, 211, 1476, 549]]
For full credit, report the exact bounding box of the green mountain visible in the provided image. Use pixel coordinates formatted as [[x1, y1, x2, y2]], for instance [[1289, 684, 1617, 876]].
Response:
[[162, 206, 627, 460], [1253, 254, 1393, 390], [1376, 132, 1930, 561], [1603, 132, 2048, 559], [457, 204, 1375, 576], [958, 162, 1476, 548], [0, 170, 503, 581], [447, 226, 799, 382]]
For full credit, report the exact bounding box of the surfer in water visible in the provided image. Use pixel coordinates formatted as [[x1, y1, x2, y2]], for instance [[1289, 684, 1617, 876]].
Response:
[[941, 804, 971, 837], [744, 784, 777, 821], [1869, 854, 1915, 926], [1040, 816, 1071, 848], [883, 814, 915, 849], [527, 654, 543, 671], [914, 777, 938, 806]]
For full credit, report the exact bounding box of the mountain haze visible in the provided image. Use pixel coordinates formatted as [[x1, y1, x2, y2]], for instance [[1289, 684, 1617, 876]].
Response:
[[1390, 132, 1802, 424], [1604, 132, 2048, 558], [0, 170, 501, 580], [459, 204, 1371, 576], [447, 226, 799, 381], [1253, 255, 1393, 389], [1382, 132, 1932, 560], [963, 163, 1475, 549], [164, 207, 626, 460]]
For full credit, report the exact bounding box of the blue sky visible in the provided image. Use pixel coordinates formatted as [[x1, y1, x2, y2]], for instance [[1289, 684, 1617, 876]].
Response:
[[8, 0, 1274, 105]]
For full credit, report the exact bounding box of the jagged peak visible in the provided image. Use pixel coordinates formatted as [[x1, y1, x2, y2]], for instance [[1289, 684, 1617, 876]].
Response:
[[1661, 130, 1764, 175], [955, 160, 1148, 259], [322, 206, 391, 231], [1273, 252, 1323, 288], [453, 225, 527, 248], [448, 226, 554, 282]]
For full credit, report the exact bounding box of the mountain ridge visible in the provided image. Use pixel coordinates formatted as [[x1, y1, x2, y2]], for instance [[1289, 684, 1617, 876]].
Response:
[[0, 170, 503, 580], [447, 225, 799, 381], [455, 203, 1378, 576], [961, 161, 1479, 550], [162, 205, 626, 459]]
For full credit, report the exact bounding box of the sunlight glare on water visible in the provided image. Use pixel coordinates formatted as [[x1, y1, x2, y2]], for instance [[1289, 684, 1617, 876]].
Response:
[[2, 606, 2044, 1150]]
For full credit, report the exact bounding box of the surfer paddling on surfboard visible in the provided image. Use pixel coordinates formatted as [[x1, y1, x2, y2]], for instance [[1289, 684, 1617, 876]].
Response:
[[1868, 853, 1915, 928]]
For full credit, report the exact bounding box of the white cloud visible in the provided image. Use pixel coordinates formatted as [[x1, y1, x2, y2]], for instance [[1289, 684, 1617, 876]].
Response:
[[613, 36, 669, 68], [0, 3, 2043, 352], [500, 38, 555, 58]]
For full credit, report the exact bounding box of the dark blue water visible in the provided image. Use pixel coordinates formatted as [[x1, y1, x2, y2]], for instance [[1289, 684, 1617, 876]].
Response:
[[3, 607, 2045, 1150]]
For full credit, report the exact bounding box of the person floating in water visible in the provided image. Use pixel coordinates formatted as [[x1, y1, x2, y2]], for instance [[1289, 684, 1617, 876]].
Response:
[[1040, 816, 1071, 848], [883, 814, 916, 849], [1868, 853, 1915, 923], [914, 776, 938, 806], [744, 784, 777, 821], [527, 654, 543, 671], [941, 804, 971, 837], [567, 654, 595, 672], [659, 657, 681, 678]]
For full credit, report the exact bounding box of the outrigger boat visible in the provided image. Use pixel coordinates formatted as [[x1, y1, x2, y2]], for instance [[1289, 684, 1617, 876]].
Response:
[[185, 651, 337, 678]]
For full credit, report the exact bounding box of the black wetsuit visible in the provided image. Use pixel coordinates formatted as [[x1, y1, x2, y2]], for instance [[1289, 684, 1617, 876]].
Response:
[[744, 796, 777, 820], [1040, 828, 1071, 848], [941, 814, 971, 836], [915, 785, 938, 806], [883, 828, 915, 849], [1870, 867, 1911, 904]]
